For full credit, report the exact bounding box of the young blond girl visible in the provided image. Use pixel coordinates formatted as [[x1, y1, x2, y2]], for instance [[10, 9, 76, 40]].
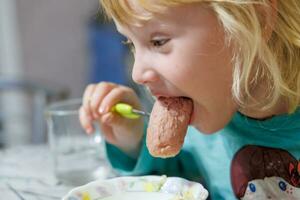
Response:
[[79, 0, 300, 199]]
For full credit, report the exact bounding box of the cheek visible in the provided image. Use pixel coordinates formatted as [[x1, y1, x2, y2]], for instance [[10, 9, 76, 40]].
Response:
[[170, 42, 233, 99], [171, 54, 233, 101], [161, 49, 236, 133]]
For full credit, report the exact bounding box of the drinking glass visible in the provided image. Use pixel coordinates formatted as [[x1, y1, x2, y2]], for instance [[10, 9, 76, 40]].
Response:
[[45, 98, 113, 186]]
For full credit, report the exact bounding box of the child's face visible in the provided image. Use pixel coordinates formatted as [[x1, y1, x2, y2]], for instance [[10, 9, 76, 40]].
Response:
[[115, 2, 238, 133]]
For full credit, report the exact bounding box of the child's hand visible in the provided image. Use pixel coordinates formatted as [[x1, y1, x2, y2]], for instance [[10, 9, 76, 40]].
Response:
[[79, 82, 144, 158]]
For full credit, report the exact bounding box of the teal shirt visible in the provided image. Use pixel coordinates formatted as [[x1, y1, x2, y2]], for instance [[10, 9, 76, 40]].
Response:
[[105, 109, 300, 199]]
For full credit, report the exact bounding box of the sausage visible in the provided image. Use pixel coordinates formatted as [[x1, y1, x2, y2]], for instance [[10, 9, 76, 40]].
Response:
[[146, 97, 193, 158]]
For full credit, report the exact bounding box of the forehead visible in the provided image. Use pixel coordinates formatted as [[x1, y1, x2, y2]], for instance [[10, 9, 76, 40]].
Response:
[[114, 3, 211, 36], [101, 0, 204, 26]]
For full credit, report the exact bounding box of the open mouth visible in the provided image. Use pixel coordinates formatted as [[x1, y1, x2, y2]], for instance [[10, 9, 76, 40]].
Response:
[[153, 95, 195, 125], [147, 87, 195, 124]]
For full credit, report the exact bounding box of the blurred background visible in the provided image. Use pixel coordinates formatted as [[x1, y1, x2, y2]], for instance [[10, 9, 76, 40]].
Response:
[[0, 0, 151, 148]]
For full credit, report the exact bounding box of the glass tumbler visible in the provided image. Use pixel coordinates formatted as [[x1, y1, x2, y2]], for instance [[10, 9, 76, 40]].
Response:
[[45, 98, 112, 186]]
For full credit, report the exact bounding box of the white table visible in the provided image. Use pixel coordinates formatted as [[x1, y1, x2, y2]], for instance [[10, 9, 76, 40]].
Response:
[[0, 145, 113, 200]]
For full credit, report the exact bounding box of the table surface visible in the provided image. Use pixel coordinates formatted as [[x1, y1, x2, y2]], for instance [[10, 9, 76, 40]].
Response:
[[0, 144, 115, 200]]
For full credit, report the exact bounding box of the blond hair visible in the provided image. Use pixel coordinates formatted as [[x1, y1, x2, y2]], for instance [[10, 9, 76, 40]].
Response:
[[101, 0, 300, 113]]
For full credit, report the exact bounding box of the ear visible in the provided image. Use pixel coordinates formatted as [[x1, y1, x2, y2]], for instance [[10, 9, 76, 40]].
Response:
[[261, 0, 278, 41]]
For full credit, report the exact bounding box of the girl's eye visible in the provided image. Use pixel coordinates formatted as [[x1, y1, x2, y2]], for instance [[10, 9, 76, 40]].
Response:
[[249, 183, 256, 192], [151, 39, 170, 47], [122, 39, 135, 52], [278, 181, 287, 191]]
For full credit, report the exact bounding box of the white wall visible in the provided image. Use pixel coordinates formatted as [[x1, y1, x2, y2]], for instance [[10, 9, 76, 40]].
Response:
[[0, 0, 29, 146], [16, 0, 100, 97], [0, 0, 100, 146]]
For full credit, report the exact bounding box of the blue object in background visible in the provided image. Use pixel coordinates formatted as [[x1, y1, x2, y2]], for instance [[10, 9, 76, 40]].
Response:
[[88, 22, 128, 85]]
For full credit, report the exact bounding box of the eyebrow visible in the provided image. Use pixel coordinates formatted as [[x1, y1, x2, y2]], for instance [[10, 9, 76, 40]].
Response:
[[115, 18, 175, 43]]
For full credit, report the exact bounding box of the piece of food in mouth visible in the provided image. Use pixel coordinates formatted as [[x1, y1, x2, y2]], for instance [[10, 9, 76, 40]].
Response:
[[146, 96, 193, 158]]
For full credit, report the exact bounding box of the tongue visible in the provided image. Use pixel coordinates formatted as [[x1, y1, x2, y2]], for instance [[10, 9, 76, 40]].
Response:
[[146, 97, 193, 158]]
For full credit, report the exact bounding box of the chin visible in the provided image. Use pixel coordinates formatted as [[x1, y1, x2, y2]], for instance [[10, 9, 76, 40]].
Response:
[[191, 116, 231, 134], [189, 106, 222, 134], [191, 102, 236, 134], [193, 124, 221, 134]]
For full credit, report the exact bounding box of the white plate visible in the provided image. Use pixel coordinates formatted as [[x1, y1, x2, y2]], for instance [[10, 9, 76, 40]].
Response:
[[63, 175, 208, 200]]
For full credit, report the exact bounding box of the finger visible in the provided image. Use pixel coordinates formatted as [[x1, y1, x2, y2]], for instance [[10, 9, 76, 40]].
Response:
[[100, 112, 125, 126], [99, 87, 137, 115], [82, 84, 96, 119], [96, 120, 117, 145], [118, 86, 141, 108], [79, 106, 94, 134], [89, 82, 116, 117]]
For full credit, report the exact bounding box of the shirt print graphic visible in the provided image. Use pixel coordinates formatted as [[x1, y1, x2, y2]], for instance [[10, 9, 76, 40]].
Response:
[[230, 145, 300, 199]]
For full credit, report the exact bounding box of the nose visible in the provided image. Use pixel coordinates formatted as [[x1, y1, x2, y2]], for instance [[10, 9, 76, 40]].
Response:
[[131, 54, 159, 85]]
